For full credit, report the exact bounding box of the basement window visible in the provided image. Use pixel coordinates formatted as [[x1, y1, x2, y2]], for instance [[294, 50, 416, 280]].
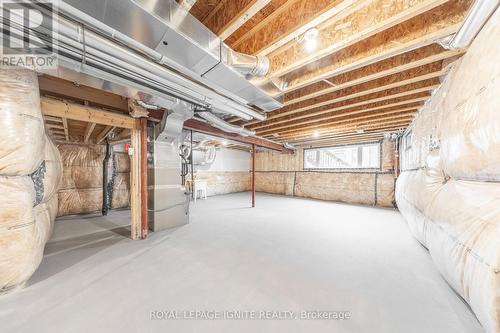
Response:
[[304, 143, 381, 170]]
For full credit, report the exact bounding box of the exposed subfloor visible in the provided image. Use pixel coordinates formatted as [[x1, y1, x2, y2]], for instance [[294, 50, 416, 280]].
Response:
[[0, 193, 483, 332]]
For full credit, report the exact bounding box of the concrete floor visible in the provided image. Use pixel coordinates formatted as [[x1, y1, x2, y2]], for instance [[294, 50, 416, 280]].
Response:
[[0, 193, 483, 333]]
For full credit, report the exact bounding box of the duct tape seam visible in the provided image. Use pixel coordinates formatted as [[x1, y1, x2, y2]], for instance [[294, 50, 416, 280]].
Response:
[[30, 161, 46, 207]]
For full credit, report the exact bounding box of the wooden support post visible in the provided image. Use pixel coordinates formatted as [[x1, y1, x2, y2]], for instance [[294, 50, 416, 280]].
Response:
[[252, 144, 256, 208], [130, 120, 142, 240], [140, 117, 149, 239]]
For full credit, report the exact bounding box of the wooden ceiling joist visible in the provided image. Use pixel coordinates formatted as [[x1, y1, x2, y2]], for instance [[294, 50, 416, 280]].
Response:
[[240, 72, 442, 127], [249, 82, 438, 131], [96, 126, 117, 144], [273, 113, 416, 141], [43, 115, 63, 123], [279, 66, 446, 115], [283, 46, 463, 104], [230, 0, 349, 54], [217, 0, 271, 40], [39, 75, 129, 112], [254, 0, 361, 56], [278, 0, 471, 93], [266, 0, 453, 79], [273, 106, 418, 138], [62, 118, 69, 141], [83, 122, 97, 144], [293, 132, 389, 144], [254, 94, 429, 134], [286, 120, 412, 144]]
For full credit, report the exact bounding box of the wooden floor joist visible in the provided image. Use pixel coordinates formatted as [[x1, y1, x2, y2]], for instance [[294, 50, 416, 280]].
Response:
[[83, 122, 97, 144], [266, 0, 452, 79], [271, 106, 420, 138], [230, 0, 350, 54], [288, 122, 411, 145], [282, 46, 462, 104], [240, 72, 443, 127], [251, 85, 437, 132], [279, 0, 471, 93], [275, 114, 415, 141]]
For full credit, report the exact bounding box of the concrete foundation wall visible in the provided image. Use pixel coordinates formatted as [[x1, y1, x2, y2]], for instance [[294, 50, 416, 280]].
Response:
[[256, 140, 396, 207], [194, 148, 251, 197]]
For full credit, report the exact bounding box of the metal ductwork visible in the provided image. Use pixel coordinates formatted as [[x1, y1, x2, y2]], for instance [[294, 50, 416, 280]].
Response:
[[198, 112, 256, 137], [224, 45, 270, 78], [0, 0, 280, 137], [59, 0, 283, 112], [439, 0, 499, 50], [192, 145, 217, 166]]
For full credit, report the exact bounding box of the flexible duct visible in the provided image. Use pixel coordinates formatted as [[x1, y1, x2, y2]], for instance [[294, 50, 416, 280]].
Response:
[[198, 112, 256, 137], [192, 146, 217, 166], [225, 46, 270, 78]]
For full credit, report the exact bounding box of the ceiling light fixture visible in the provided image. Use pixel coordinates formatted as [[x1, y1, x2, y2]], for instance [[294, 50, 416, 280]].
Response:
[[313, 130, 320, 138], [303, 27, 319, 53], [221, 140, 228, 146]]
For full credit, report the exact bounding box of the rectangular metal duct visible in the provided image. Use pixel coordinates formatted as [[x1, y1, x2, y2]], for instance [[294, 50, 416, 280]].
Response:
[[61, 0, 283, 111]]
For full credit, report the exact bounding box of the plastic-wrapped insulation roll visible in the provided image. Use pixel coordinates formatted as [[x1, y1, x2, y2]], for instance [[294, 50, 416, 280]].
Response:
[[0, 69, 61, 294], [0, 68, 45, 176]]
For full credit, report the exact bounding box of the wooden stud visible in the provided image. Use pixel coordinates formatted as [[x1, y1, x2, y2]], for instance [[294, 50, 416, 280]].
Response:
[[130, 120, 142, 240], [140, 117, 148, 239]]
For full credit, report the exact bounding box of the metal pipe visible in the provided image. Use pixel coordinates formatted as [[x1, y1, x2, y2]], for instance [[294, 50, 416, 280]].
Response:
[[4, 4, 264, 123], [190, 130, 194, 200], [55, 1, 268, 119], [102, 142, 112, 216], [251, 144, 256, 208], [198, 112, 256, 137], [449, 0, 500, 49]]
